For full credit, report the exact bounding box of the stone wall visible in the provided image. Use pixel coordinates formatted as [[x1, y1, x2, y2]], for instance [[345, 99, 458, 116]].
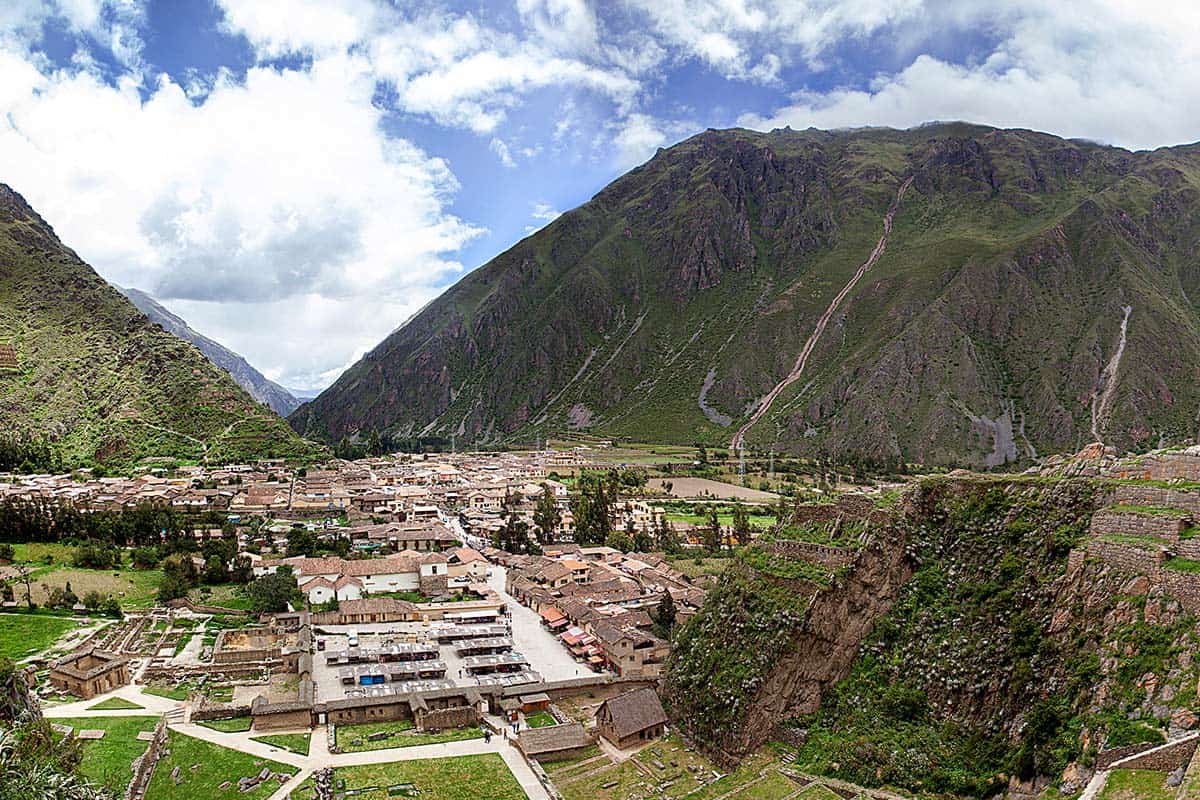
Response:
[[1085, 540, 1166, 574], [1113, 485, 1200, 515], [191, 702, 252, 722], [1089, 509, 1187, 540], [126, 716, 168, 800], [767, 540, 854, 567], [1106, 735, 1200, 771], [1108, 451, 1200, 482], [417, 705, 478, 731], [252, 708, 312, 731]]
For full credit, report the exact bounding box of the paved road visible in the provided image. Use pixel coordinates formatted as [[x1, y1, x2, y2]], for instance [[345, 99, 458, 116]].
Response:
[[487, 566, 598, 682], [42, 684, 181, 718]]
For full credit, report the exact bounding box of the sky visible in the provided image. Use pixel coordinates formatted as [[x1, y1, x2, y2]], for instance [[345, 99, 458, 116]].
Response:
[[1, 1, 1198, 395]]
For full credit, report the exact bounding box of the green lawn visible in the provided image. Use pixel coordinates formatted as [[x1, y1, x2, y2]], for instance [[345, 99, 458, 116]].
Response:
[[541, 744, 604, 775], [197, 716, 253, 733], [87, 697, 145, 711], [334, 719, 482, 752], [0, 612, 79, 660], [10, 542, 79, 564], [1098, 769, 1174, 800], [291, 755, 525, 800], [188, 584, 255, 611], [54, 715, 157, 795], [524, 711, 557, 728], [142, 682, 194, 700], [250, 732, 310, 755], [144, 730, 296, 800]]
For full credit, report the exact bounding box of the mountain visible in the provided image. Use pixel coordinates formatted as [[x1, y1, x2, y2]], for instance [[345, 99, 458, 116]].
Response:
[[0, 183, 321, 467], [293, 123, 1200, 467], [118, 286, 301, 417]]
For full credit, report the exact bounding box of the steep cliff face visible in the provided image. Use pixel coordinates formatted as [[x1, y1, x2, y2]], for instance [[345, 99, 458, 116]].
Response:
[[295, 124, 1200, 466], [664, 478, 1200, 797], [0, 184, 321, 467]]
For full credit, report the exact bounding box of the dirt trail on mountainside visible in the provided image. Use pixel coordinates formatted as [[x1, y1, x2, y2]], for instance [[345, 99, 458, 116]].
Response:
[[731, 176, 914, 451]]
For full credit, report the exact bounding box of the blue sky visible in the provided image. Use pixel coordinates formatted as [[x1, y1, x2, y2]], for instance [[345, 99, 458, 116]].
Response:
[[0, 1, 1197, 393]]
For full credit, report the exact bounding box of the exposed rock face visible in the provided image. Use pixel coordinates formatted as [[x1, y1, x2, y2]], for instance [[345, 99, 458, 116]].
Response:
[[294, 124, 1200, 466]]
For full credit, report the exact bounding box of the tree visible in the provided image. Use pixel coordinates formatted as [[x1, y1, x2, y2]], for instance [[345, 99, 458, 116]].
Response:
[[245, 571, 301, 613], [730, 502, 751, 547], [651, 591, 677, 639], [655, 516, 679, 554], [12, 565, 33, 610], [228, 554, 253, 584], [157, 553, 198, 603], [130, 546, 160, 569], [532, 485, 561, 543], [82, 591, 102, 611], [703, 509, 721, 553], [497, 514, 539, 555], [0, 544, 12, 563], [101, 597, 123, 618], [287, 527, 318, 557]]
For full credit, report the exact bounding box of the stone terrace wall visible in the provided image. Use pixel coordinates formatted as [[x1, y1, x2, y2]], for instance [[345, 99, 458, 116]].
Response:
[[1089, 509, 1187, 540], [1108, 735, 1200, 771], [1085, 540, 1165, 574], [126, 716, 168, 800], [1109, 452, 1200, 482], [767, 540, 854, 568], [418, 706, 478, 731], [1113, 485, 1200, 515]]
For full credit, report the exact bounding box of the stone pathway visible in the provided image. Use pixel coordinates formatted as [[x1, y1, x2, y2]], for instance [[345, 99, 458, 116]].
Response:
[[1078, 770, 1108, 800]]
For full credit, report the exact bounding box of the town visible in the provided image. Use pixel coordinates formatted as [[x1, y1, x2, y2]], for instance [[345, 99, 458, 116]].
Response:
[[0, 445, 794, 800]]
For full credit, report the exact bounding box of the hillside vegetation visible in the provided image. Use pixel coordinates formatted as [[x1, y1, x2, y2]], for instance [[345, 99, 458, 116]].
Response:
[[0, 184, 322, 468], [664, 478, 1200, 797]]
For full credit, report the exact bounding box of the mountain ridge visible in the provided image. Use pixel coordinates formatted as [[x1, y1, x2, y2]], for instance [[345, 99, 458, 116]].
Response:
[[291, 122, 1200, 466], [117, 286, 300, 417], [0, 182, 321, 467]]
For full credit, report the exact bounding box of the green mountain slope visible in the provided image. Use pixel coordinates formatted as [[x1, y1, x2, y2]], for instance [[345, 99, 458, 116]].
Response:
[[0, 184, 321, 467], [293, 124, 1200, 466]]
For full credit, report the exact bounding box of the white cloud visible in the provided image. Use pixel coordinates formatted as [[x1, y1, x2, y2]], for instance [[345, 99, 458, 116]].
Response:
[[612, 113, 698, 170], [525, 201, 562, 232], [739, 2, 1200, 151], [0, 48, 481, 391], [490, 137, 517, 168]]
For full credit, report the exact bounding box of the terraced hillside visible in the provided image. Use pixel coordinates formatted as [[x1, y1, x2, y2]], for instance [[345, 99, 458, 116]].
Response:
[[664, 470, 1200, 797], [294, 123, 1200, 467], [0, 184, 322, 467]]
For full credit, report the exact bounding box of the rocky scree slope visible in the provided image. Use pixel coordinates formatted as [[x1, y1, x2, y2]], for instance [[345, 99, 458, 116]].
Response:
[[119, 286, 300, 417], [664, 478, 1200, 798], [0, 184, 321, 467], [294, 123, 1200, 467]]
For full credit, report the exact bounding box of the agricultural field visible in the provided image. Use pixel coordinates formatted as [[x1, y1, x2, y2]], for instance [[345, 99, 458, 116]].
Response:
[[0, 612, 82, 660], [144, 730, 296, 800], [334, 719, 482, 752], [647, 478, 778, 502], [290, 754, 525, 800], [188, 583, 255, 611], [54, 715, 157, 795]]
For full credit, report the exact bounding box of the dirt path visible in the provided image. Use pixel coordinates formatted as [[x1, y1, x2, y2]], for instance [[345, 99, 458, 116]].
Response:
[[730, 176, 914, 451]]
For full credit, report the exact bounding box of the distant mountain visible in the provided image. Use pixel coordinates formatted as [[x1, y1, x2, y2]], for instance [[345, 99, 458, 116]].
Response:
[[119, 286, 300, 417], [292, 123, 1200, 467], [0, 183, 321, 467]]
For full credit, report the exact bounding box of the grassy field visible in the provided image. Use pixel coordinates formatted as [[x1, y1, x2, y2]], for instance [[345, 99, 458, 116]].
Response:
[[10, 542, 79, 564], [250, 732, 310, 755], [524, 711, 557, 728], [1098, 769, 1174, 800], [87, 697, 144, 711], [144, 730, 296, 800], [54, 715, 157, 795], [26, 567, 163, 609], [664, 555, 734, 579], [557, 738, 806, 800], [290, 755, 525, 800], [334, 719, 481, 752], [188, 584, 255, 611], [142, 682, 194, 701], [0, 613, 80, 660], [664, 511, 777, 528], [197, 716, 253, 733]]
